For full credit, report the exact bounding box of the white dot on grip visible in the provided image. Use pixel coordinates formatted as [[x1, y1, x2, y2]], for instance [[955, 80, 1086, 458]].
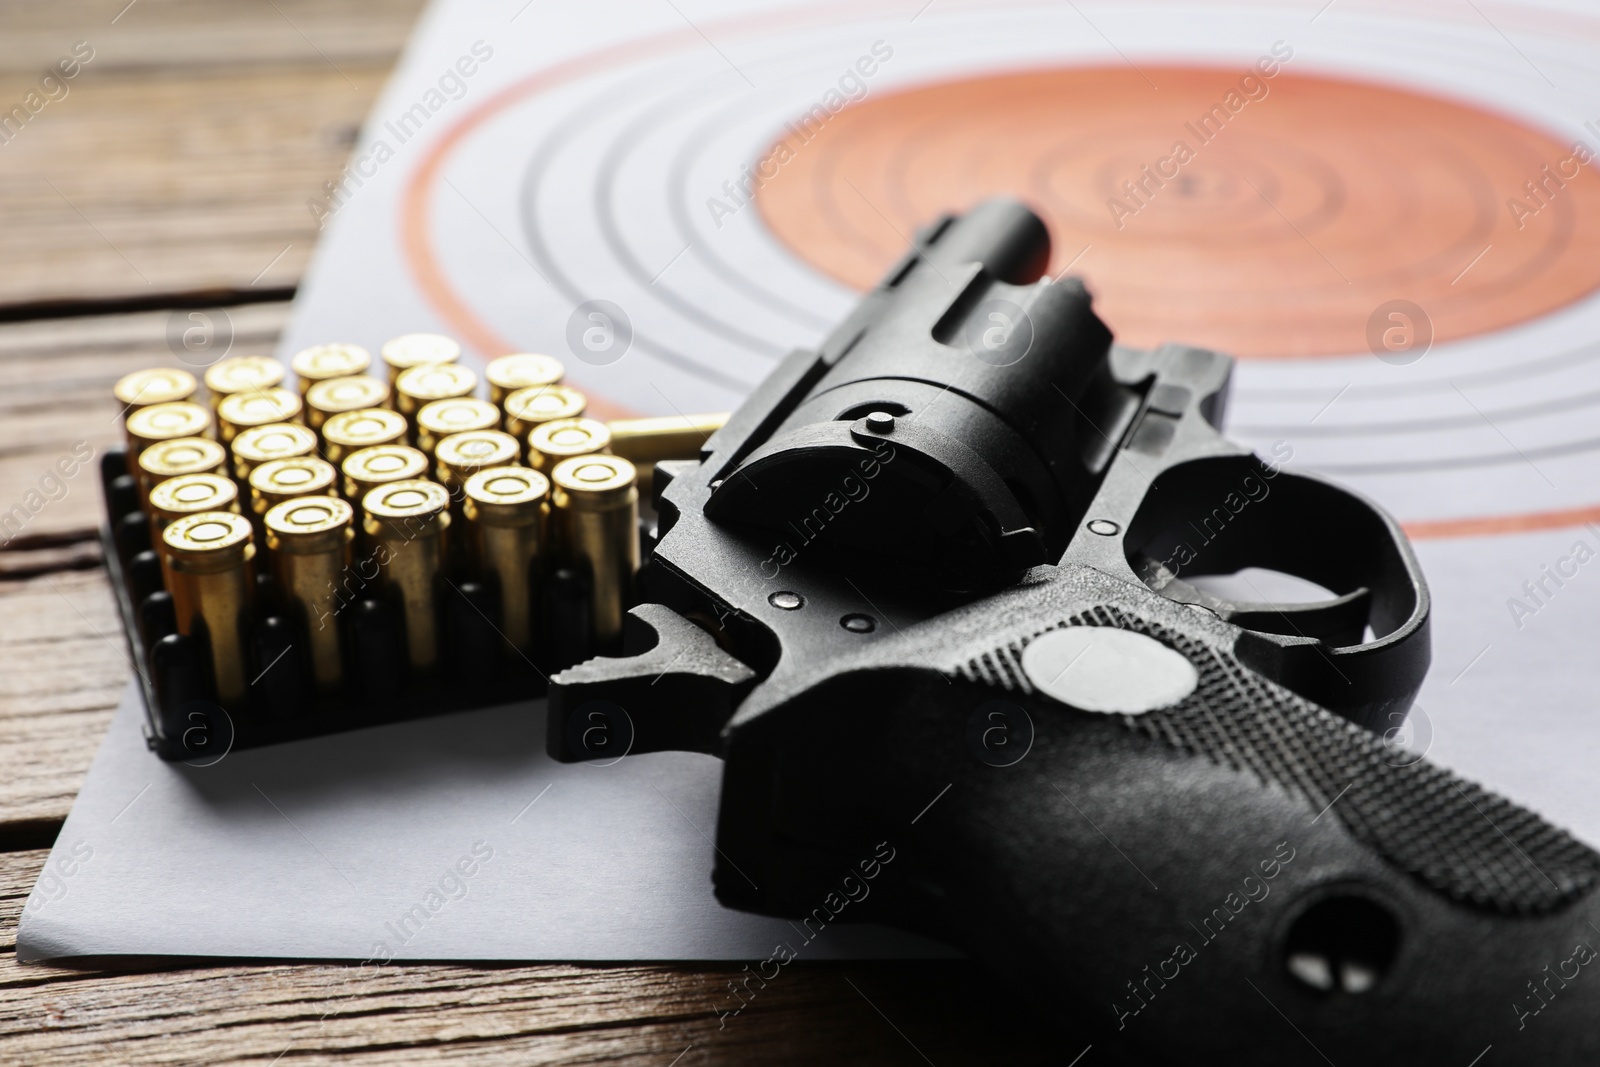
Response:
[[1021, 627, 1198, 715]]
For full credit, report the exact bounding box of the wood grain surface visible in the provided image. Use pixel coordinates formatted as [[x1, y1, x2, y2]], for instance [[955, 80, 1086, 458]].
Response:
[[0, 0, 420, 309], [0, 850, 1055, 1065], [0, 3, 1056, 1061]]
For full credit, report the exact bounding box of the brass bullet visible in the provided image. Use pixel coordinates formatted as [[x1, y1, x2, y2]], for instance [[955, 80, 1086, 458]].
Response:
[[363, 479, 451, 671], [249, 456, 338, 518], [416, 397, 500, 461], [528, 417, 612, 474], [606, 412, 727, 465], [162, 511, 256, 704], [504, 385, 587, 448], [137, 437, 228, 512], [341, 444, 430, 508], [606, 411, 728, 498], [230, 422, 319, 482], [434, 430, 520, 493], [125, 401, 213, 475], [463, 466, 548, 653], [550, 455, 639, 650], [217, 387, 302, 445], [322, 407, 408, 466], [305, 375, 392, 434], [380, 333, 460, 385], [203, 356, 286, 412], [148, 471, 240, 530], [395, 361, 479, 433], [114, 367, 197, 414], [265, 495, 354, 691], [485, 353, 564, 408], [291, 344, 372, 397]]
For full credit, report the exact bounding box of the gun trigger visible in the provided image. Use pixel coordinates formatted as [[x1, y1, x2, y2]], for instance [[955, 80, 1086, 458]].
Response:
[[547, 603, 758, 760], [1138, 557, 1373, 648]]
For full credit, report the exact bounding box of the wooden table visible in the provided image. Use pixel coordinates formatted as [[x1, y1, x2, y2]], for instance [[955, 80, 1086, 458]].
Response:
[[0, 3, 1059, 1061]]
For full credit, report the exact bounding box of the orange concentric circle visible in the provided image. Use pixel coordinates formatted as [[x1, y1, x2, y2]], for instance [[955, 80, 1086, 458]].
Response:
[[756, 67, 1600, 358]]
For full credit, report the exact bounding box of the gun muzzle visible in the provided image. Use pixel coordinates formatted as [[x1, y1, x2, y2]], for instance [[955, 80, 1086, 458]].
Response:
[[700, 196, 1137, 591]]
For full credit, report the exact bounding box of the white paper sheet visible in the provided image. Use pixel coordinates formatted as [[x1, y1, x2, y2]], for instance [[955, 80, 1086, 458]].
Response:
[[21, 0, 1600, 959], [19, 687, 948, 961]]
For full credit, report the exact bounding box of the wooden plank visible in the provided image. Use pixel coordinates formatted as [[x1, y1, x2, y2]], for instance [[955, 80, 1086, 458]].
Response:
[[0, 0, 429, 307], [0, 0, 424, 72], [0, 849, 1058, 1065], [0, 66, 387, 305], [0, 302, 292, 543], [0, 569, 127, 839]]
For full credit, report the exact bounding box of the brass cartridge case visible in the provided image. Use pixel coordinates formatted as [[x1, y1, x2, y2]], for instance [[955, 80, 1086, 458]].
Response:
[[606, 411, 728, 498], [504, 385, 587, 448], [114, 367, 197, 414], [305, 375, 392, 434], [463, 466, 548, 653], [148, 472, 240, 530], [415, 398, 499, 460], [291, 343, 372, 396], [434, 430, 520, 493], [125, 401, 213, 475], [161, 511, 256, 704], [380, 333, 460, 385], [322, 408, 408, 466], [265, 495, 354, 691], [528, 418, 611, 475], [203, 356, 286, 413], [396, 362, 479, 432], [485, 353, 564, 407], [340, 445, 429, 510], [362, 479, 450, 671], [249, 456, 338, 518], [137, 436, 227, 511], [217, 387, 302, 445], [607, 412, 728, 466], [550, 455, 639, 649], [230, 422, 318, 482]]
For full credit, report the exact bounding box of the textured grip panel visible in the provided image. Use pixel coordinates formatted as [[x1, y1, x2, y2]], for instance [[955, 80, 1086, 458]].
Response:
[[956, 606, 1600, 915]]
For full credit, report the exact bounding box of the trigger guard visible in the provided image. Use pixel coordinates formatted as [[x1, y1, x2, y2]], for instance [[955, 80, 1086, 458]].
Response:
[[1069, 453, 1430, 733]]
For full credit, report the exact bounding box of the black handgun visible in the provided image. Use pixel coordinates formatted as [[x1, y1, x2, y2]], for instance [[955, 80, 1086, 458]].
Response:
[[549, 199, 1600, 1062]]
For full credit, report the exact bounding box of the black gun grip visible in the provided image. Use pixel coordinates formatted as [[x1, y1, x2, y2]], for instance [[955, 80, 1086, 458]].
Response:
[[713, 582, 1600, 1063]]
